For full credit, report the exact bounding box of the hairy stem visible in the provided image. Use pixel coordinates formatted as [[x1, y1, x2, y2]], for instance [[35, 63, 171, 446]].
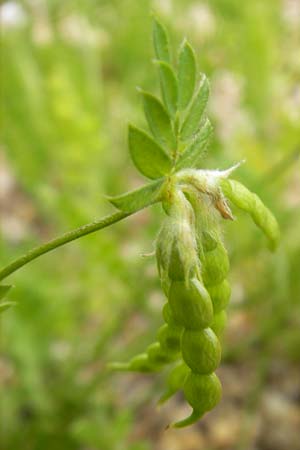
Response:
[[0, 211, 130, 282]]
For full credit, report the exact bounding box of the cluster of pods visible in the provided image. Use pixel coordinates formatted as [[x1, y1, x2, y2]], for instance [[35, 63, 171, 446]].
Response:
[[111, 184, 234, 428]]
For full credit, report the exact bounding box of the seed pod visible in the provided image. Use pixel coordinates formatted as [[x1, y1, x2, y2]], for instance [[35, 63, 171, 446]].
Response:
[[172, 372, 222, 427], [147, 342, 176, 365], [201, 230, 218, 252], [162, 302, 181, 327], [168, 244, 186, 280], [201, 242, 229, 286], [157, 324, 182, 354], [221, 179, 280, 250], [207, 279, 231, 314], [158, 361, 190, 404], [211, 311, 227, 338], [181, 328, 221, 374], [109, 353, 155, 373], [169, 278, 213, 329]]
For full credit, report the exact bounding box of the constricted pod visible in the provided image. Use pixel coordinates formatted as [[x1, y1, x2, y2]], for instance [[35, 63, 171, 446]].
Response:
[[172, 372, 222, 427], [181, 328, 221, 374], [169, 278, 213, 329]]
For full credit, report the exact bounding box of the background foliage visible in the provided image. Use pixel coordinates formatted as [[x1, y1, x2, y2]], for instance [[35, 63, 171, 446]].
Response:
[[1, 1, 299, 449]]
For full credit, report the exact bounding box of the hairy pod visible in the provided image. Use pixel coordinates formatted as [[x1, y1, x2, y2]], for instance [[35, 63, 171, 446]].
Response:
[[201, 242, 229, 286], [169, 278, 213, 329], [181, 328, 221, 374], [211, 311, 227, 338], [172, 372, 222, 427], [157, 323, 182, 354], [207, 279, 231, 314], [158, 361, 190, 404]]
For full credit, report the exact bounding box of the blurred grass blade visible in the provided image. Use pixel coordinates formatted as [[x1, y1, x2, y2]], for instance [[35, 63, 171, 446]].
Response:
[[154, 60, 178, 117], [0, 301, 17, 314], [176, 119, 213, 169], [178, 40, 197, 110], [153, 17, 170, 63], [180, 74, 210, 140], [128, 125, 172, 179], [107, 178, 165, 213], [140, 90, 176, 152], [0, 285, 12, 299]]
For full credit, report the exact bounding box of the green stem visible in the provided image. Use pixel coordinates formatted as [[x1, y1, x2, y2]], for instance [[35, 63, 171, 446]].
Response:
[[0, 211, 130, 282]]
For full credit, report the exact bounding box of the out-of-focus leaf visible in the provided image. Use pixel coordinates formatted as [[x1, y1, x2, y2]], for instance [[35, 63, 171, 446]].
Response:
[[154, 60, 178, 117], [176, 119, 213, 169], [178, 40, 196, 110], [107, 178, 165, 213], [140, 90, 176, 151], [128, 125, 172, 179], [152, 17, 170, 63], [0, 301, 16, 314], [0, 285, 12, 300], [180, 74, 210, 140]]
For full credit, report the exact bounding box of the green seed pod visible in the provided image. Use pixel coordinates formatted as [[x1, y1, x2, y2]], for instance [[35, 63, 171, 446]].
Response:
[[172, 372, 222, 428], [169, 278, 213, 330], [109, 353, 155, 373], [207, 279, 231, 314], [181, 328, 221, 374], [158, 361, 190, 404], [211, 311, 227, 338], [201, 242, 229, 286], [157, 324, 182, 354], [168, 244, 186, 280], [162, 302, 181, 327], [147, 342, 175, 365], [201, 230, 218, 252], [221, 179, 280, 250]]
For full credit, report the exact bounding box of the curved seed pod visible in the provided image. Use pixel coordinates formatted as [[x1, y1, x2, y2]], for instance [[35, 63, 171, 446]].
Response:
[[147, 342, 176, 365], [172, 372, 222, 428], [158, 361, 190, 404], [201, 242, 229, 286], [109, 354, 155, 373], [211, 311, 227, 338], [169, 278, 213, 330], [181, 328, 221, 374], [221, 179, 280, 250], [207, 279, 231, 314], [157, 324, 182, 354]]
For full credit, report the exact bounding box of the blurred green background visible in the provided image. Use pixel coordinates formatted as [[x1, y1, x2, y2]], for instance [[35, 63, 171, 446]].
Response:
[[1, 1, 299, 449]]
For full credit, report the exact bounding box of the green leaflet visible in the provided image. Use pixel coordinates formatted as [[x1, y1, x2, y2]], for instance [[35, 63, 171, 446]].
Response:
[[140, 90, 176, 152], [152, 17, 170, 63], [128, 125, 172, 179], [180, 74, 210, 141], [154, 60, 178, 117], [107, 177, 165, 213], [175, 118, 213, 170], [178, 40, 197, 110], [221, 179, 280, 250]]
